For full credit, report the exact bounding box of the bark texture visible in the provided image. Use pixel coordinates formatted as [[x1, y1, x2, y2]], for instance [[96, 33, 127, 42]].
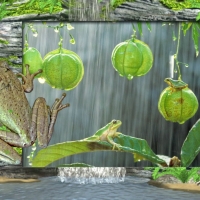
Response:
[[110, 0, 200, 21], [0, 22, 22, 69], [1, 10, 69, 22], [1, 0, 199, 21]]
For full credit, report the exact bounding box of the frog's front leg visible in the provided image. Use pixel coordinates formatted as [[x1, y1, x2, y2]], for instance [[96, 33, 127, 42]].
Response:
[[17, 64, 42, 93], [107, 132, 121, 151], [30, 93, 70, 148]]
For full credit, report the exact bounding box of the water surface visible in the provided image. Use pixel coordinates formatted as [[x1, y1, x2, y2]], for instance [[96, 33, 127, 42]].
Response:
[[0, 176, 199, 200]]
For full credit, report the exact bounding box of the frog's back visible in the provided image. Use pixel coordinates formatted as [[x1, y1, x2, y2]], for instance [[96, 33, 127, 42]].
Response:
[[0, 63, 31, 134], [165, 78, 188, 89]]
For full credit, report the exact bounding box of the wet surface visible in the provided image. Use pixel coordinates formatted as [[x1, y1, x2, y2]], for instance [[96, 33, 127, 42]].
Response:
[[0, 176, 200, 200]]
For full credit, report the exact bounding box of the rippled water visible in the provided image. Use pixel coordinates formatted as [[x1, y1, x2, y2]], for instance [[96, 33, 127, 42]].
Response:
[[0, 176, 199, 200]]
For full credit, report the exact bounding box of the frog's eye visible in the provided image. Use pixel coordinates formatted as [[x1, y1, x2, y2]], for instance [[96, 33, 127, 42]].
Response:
[[113, 120, 117, 124], [165, 78, 170, 82]]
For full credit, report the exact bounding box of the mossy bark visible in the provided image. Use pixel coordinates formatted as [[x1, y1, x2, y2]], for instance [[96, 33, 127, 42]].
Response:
[[0, 22, 22, 70], [110, 0, 200, 21], [1, 0, 199, 21]]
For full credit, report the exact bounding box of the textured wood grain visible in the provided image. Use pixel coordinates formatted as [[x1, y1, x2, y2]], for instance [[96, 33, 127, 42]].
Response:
[[0, 22, 22, 68], [110, 0, 200, 21]]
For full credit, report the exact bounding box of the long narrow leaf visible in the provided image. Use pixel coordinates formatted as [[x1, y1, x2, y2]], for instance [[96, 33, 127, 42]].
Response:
[[181, 22, 192, 36], [192, 23, 199, 56], [137, 22, 143, 35], [146, 22, 151, 32]]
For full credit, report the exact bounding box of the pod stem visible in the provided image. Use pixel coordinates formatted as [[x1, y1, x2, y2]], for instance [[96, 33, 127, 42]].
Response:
[[174, 23, 182, 80], [131, 23, 137, 39]]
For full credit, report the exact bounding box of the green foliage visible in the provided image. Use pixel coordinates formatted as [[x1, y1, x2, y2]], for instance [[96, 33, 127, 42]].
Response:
[[150, 167, 200, 183], [1, 0, 63, 19], [58, 163, 93, 167], [31, 132, 166, 167], [29, 0, 62, 13], [13, 147, 22, 155], [160, 0, 200, 10], [0, 38, 9, 45], [110, 0, 135, 9], [196, 12, 200, 20], [192, 23, 200, 56], [110, 0, 200, 10], [169, 22, 200, 79], [181, 119, 200, 167], [182, 22, 200, 56], [0, 1, 8, 20], [131, 23, 151, 38], [0, 57, 21, 68]]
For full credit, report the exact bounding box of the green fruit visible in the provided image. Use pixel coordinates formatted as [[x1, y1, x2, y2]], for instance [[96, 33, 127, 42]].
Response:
[[23, 47, 43, 78], [111, 39, 153, 80], [42, 48, 84, 90], [158, 85, 198, 124]]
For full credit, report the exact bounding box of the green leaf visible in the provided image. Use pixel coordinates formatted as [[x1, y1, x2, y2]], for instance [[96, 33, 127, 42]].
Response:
[[32, 133, 166, 167], [110, 0, 116, 7], [181, 22, 192, 36], [137, 22, 142, 36], [151, 167, 161, 179], [196, 22, 200, 30], [196, 12, 200, 21], [192, 23, 199, 57], [146, 22, 151, 32], [151, 167, 200, 183], [113, 134, 166, 165], [32, 140, 112, 167], [0, 1, 8, 20], [153, 168, 188, 183], [181, 119, 200, 167], [13, 147, 22, 155], [58, 163, 93, 167]]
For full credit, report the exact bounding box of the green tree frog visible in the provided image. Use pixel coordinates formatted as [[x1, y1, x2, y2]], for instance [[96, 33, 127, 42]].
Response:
[[164, 78, 188, 89], [83, 120, 122, 150], [0, 61, 69, 165]]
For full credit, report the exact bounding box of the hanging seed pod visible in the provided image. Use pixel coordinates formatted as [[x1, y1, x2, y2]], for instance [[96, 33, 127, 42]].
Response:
[[111, 38, 153, 80], [42, 48, 84, 90], [158, 78, 198, 124], [23, 47, 43, 78]]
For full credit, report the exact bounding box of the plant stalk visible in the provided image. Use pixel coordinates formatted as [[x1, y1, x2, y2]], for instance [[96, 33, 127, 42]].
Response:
[[174, 23, 182, 80]]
